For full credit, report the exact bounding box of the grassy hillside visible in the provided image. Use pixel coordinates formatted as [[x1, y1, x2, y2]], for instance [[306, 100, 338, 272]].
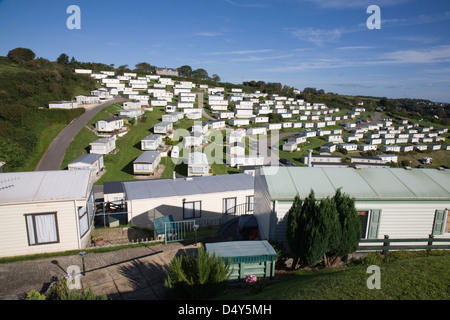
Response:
[[0, 55, 96, 172]]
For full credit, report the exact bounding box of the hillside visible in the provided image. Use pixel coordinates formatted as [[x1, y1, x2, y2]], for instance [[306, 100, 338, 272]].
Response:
[[1, 48, 449, 173], [0, 54, 97, 172]]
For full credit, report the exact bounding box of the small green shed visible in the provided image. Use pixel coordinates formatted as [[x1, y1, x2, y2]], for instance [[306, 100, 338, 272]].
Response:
[[205, 240, 277, 280]]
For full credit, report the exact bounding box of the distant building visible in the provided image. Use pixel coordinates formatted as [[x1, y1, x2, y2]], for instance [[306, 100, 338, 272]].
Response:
[[156, 67, 179, 77]]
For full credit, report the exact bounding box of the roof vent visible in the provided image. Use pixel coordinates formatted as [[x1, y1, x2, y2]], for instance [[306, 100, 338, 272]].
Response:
[[354, 165, 362, 170], [404, 166, 412, 170], [184, 177, 193, 181], [437, 167, 445, 171]]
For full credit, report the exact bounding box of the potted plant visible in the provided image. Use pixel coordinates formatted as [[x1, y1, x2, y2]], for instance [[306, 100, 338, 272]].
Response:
[[91, 234, 104, 246]]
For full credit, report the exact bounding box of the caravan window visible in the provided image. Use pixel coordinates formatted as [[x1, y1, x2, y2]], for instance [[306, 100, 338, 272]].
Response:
[[223, 197, 237, 214], [183, 201, 201, 219], [25, 213, 59, 246]]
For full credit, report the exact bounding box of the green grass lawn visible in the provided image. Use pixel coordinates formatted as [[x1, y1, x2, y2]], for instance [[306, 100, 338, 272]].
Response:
[[19, 123, 67, 171], [218, 251, 450, 300]]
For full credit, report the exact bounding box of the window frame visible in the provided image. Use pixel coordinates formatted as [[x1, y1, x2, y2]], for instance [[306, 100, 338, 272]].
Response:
[[25, 212, 60, 246], [246, 195, 254, 213], [183, 200, 202, 219], [222, 197, 237, 214], [357, 209, 382, 239]]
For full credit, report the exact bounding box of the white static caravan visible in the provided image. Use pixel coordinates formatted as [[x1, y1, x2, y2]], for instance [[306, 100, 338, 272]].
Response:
[[48, 101, 78, 109], [95, 118, 124, 133], [74, 69, 92, 74], [247, 127, 267, 136], [229, 118, 250, 127], [162, 114, 179, 123], [283, 141, 298, 152], [122, 174, 254, 228], [171, 145, 180, 159], [76, 95, 101, 105], [184, 132, 204, 149], [133, 151, 161, 175], [192, 122, 209, 135], [141, 134, 163, 151], [153, 122, 173, 135], [209, 120, 226, 130], [250, 116, 269, 124], [0, 170, 95, 258], [253, 167, 450, 248], [68, 153, 104, 176], [264, 123, 283, 131], [151, 99, 168, 107], [228, 155, 265, 168], [188, 152, 211, 177], [90, 136, 116, 155]]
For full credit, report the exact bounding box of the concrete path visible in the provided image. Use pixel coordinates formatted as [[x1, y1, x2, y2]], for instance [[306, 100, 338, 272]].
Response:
[[36, 96, 126, 171], [0, 243, 197, 300]]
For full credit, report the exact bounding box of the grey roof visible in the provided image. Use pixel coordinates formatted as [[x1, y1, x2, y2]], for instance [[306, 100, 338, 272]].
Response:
[[103, 181, 125, 195], [0, 170, 92, 204], [259, 167, 450, 201], [141, 134, 162, 141], [70, 153, 103, 165], [99, 117, 122, 123], [90, 137, 114, 145], [123, 173, 254, 201], [205, 240, 276, 261], [134, 151, 160, 163]]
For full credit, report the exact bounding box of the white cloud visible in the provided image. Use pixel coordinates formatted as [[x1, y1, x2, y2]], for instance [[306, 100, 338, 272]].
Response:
[[290, 27, 344, 46], [194, 32, 224, 37], [208, 49, 274, 55], [305, 0, 413, 9], [380, 45, 450, 64], [224, 0, 269, 8], [337, 46, 376, 50]]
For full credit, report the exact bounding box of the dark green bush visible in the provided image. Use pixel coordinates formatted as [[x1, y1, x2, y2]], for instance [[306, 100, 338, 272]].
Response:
[[164, 246, 231, 300]]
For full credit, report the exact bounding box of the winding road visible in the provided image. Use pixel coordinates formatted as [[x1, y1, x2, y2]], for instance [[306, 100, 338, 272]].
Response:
[[36, 96, 126, 171]]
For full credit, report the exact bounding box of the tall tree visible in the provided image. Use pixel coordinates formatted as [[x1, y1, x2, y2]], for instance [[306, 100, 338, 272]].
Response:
[[333, 188, 361, 256], [7, 47, 36, 62], [135, 62, 154, 73], [286, 188, 361, 268], [319, 197, 342, 267], [177, 65, 193, 77], [56, 53, 70, 65], [286, 195, 302, 255], [192, 68, 209, 81], [211, 74, 221, 82]]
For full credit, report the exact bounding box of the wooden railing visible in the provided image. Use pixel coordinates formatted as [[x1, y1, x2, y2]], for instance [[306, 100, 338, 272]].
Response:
[[357, 235, 450, 254]]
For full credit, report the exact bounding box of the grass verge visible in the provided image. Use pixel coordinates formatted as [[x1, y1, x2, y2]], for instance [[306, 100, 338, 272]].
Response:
[[218, 250, 450, 300]]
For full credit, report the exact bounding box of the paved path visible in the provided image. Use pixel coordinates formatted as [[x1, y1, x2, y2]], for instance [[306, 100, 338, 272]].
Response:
[[196, 91, 214, 120], [0, 243, 197, 300], [36, 96, 126, 171]]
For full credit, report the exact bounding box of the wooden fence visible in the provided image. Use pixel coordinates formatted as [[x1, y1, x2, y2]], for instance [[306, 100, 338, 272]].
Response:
[[357, 235, 450, 254]]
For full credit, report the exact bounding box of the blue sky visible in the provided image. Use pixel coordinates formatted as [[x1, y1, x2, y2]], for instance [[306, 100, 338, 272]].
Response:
[[1, 0, 450, 102]]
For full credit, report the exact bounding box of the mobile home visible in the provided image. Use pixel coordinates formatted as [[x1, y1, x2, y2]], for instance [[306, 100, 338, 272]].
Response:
[[0, 170, 95, 258], [253, 167, 450, 248]]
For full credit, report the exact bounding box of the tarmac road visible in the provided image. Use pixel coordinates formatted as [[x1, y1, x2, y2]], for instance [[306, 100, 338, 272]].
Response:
[[36, 96, 126, 171]]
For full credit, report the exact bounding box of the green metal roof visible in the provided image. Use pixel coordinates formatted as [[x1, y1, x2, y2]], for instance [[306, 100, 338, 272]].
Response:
[[259, 167, 450, 201], [205, 240, 277, 264]]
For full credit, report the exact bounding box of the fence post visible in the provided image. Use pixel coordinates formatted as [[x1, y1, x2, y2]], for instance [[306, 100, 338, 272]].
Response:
[[427, 234, 434, 251], [382, 235, 390, 255], [164, 223, 167, 245]]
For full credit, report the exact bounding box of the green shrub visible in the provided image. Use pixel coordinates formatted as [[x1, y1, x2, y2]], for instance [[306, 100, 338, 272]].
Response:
[[24, 290, 46, 300], [24, 279, 107, 300], [164, 245, 232, 300]]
